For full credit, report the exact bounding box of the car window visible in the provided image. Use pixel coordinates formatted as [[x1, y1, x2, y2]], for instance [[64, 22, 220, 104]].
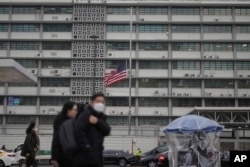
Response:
[[15, 145, 23, 152], [156, 145, 168, 153]]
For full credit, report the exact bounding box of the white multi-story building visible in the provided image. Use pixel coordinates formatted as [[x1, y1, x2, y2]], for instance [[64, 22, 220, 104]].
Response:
[[0, 0, 250, 150]]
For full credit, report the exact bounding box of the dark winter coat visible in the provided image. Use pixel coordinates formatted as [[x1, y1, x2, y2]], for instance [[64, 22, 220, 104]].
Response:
[[21, 132, 39, 157], [51, 115, 72, 166], [73, 105, 111, 166]]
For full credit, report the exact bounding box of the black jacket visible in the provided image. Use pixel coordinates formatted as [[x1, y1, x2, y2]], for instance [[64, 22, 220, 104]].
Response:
[[51, 115, 72, 166], [74, 105, 111, 166], [21, 132, 39, 157]]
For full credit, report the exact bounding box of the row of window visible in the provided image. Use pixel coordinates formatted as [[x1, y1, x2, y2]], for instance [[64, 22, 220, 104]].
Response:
[[1, 96, 249, 107]]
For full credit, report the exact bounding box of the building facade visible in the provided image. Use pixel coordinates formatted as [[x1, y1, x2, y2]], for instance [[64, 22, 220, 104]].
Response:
[[0, 0, 250, 138]]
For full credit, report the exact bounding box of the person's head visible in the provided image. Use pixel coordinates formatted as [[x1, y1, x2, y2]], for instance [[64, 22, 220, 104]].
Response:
[[26, 121, 36, 134], [138, 148, 140, 150], [90, 92, 105, 112], [76, 103, 85, 118], [60, 101, 78, 119]]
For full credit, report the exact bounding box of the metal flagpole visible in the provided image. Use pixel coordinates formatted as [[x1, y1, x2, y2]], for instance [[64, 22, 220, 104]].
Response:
[[128, 7, 132, 136]]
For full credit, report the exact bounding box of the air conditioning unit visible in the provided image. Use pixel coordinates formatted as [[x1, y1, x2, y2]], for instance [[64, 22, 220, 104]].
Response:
[[162, 93, 166, 96], [205, 75, 209, 77], [177, 93, 182, 96], [111, 110, 117, 115], [37, 53, 41, 57], [140, 18, 144, 21], [214, 18, 219, 22], [31, 69, 37, 75], [172, 92, 176, 96], [221, 94, 224, 97], [228, 94, 232, 97], [215, 55, 219, 59], [49, 89, 56, 93], [184, 93, 190, 96], [66, 18, 69, 21], [239, 75, 243, 77], [203, 56, 207, 59], [210, 75, 214, 77], [106, 92, 110, 96], [243, 94, 248, 97], [54, 69, 61, 76], [9, 111, 12, 114], [191, 74, 195, 77], [185, 74, 189, 77], [51, 34, 58, 38], [108, 53, 112, 56], [120, 112, 124, 115], [51, 52, 57, 56], [209, 56, 213, 59], [207, 93, 212, 96], [248, 75, 250, 77], [154, 111, 160, 115], [42, 110, 47, 114], [162, 55, 166, 58], [154, 91, 159, 95]]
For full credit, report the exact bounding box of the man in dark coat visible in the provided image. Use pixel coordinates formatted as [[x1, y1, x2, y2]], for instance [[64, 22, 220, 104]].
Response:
[[74, 92, 111, 167]]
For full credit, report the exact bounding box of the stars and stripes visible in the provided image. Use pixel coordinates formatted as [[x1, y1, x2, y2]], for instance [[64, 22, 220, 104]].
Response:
[[104, 62, 127, 87]]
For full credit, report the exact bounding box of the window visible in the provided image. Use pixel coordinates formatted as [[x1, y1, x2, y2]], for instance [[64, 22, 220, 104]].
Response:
[[42, 42, 71, 50], [107, 42, 135, 50], [43, 24, 72, 32], [205, 80, 234, 88], [172, 61, 200, 70], [106, 60, 135, 69], [138, 117, 169, 126], [107, 6, 136, 15], [44, 6, 72, 14], [139, 24, 168, 32], [203, 7, 232, 15], [0, 116, 2, 124], [109, 79, 136, 88], [0, 96, 4, 105], [203, 43, 233, 51], [236, 25, 250, 33], [238, 80, 250, 88], [238, 99, 250, 107], [237, 62, 250, 70], [0, 6, 10, 14], [139, 60, 168, 69], [11, 24, 40, 32], [39, 115, 57, 125], [139, 79, 168, 88], [7, 96, 36, 106], [203, 25, 232, 33], [106, 98, 135, 106], [235, 7, 250, 16], [172, 43, 200, 51], [172, 7, 200, 15], [172, 25, 200, 33], [0, 42, 8, 50], [139, 42, 168, 50], [138, 98, 168, 107], [6, 116, 35, 124], [8, 83, 36, 87], [12, 6, 41, 14], [236, 43, 250, 51], [204, 61, 233, 70], [0, 24, 8, 32], [107, 117, 135, 126], [16, 59, 38, 68], [41, 78, 70, 87], [11, 41, 39, 50], [40, 97, 70, 106], [172, 98, 201, 107], [172, 79, 201, 88], [107, 24, 136, 32], [205, 99, 235, 107], [42, 60, 71, 69], [139, 7, 168, 15]]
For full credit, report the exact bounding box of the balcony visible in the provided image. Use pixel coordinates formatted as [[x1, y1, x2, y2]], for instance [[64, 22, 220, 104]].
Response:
[[0, 14, 9, 21], [11, 32, 40, 39], [203, 16, 233, 22], [203, 52, 233, 59], [42, 50, 71, 58], [172, 51, 201, 59], [236, 52, 250, 59], [105, 88, 136, 97], [204, 70, 234, 78], [43, 32, 72, 40], [6, 106, 37, 115], [0, 50, 7, 57], [10, 50, 40, 58], [40, 69, 71, 77], [172, 70, 201, 78], [138, 88, 168, 97], [138, 69, 168, 78], [172, 33, 201, 40], [139, 33, 168, 40], [105, 106, 136, 116], [172, 88, 201, 97], [138, 107, 168, 116], [12, 14, 41, 21], [8, 87, 37, 95], [107, 50, 136, 59], [43, 14, 72, 21], [172, 107, 194, 116], [106, 15, 136, 21], [106, 33, 136, 40], [204, 89, 234, 97], [40, 87, 70, 96], [0, 32, 8, 39], [172, 15, 200, 22], [139, 15, 168, 22], [138, 51, 168, 59], [203, 33, 232, 40]]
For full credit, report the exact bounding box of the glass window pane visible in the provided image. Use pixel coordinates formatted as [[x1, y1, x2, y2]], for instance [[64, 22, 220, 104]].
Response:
[[12, 6, 41, 14], [139, 7, 168, 15], [139, 60, 168, 69], [43, 24, 72, 32], [205, 80, 234, 88], [205, 99, 235, 107], [40, 97, 70, 106], [10, 41, 40, 50], [172, 98, 201, 107], [42, 42, 71, 50], [0, 24, 8, 32], [172, 79, 201, 88], [44, 6, 72, 14], [172, 7, 200, 15], [172, 61, 200, 70], [41, 78, 70, 87]]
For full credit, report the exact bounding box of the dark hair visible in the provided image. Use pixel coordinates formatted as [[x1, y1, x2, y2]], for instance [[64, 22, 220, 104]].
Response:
[[90, 92, 105, 101], [76, 103, 85, 119], [59, 101, 77, 119], [26, 121, 35, 134]]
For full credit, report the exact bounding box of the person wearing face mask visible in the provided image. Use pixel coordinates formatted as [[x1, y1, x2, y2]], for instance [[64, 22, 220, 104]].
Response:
[[21, 122, 40, 167], [74, 92, 111, 167], [51, 101, 78, 167]]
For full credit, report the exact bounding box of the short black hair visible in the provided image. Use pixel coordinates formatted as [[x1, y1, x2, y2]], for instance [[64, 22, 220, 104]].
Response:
[[90, 92, 105, 101]]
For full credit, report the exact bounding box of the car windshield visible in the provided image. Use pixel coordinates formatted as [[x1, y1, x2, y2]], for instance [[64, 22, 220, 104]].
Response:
[[155, 145, 168, 153]]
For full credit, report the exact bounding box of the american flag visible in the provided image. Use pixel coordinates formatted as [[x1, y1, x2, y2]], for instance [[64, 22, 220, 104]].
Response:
[[104, 62, 127, 87]]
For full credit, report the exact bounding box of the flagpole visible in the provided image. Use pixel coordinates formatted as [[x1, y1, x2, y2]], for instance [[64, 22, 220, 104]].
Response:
[[128, 7, 132, 136]]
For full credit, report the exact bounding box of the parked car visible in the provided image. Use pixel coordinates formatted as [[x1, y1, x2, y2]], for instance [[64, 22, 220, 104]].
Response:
[[157, 150, 170, 167], [12, 144, 25, 167], [139, 145, 168, 167], [103, 150, 136, 167], [0, 149, 16, 167]]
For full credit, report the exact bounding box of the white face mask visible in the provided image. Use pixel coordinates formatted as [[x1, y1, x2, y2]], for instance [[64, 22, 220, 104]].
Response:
[[93, 103, 105, 112]]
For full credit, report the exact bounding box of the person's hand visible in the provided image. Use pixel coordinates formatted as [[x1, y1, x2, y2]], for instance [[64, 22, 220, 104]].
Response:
[[51, 160, 59, 167], [89, 115, 98, 124]]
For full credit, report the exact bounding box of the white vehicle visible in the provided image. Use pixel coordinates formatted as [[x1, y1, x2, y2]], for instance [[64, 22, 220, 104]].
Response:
[[12, 144, 25, 167], [0, 150, 15, 167]]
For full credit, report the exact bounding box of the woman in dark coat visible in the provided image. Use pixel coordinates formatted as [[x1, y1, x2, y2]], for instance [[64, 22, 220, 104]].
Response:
[[21, 122, 40, 167], [51, 101, 78, 167]]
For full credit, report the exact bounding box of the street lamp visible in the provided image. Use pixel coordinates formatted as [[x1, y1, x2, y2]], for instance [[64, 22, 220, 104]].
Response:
[[89, 34, 99, 94]]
